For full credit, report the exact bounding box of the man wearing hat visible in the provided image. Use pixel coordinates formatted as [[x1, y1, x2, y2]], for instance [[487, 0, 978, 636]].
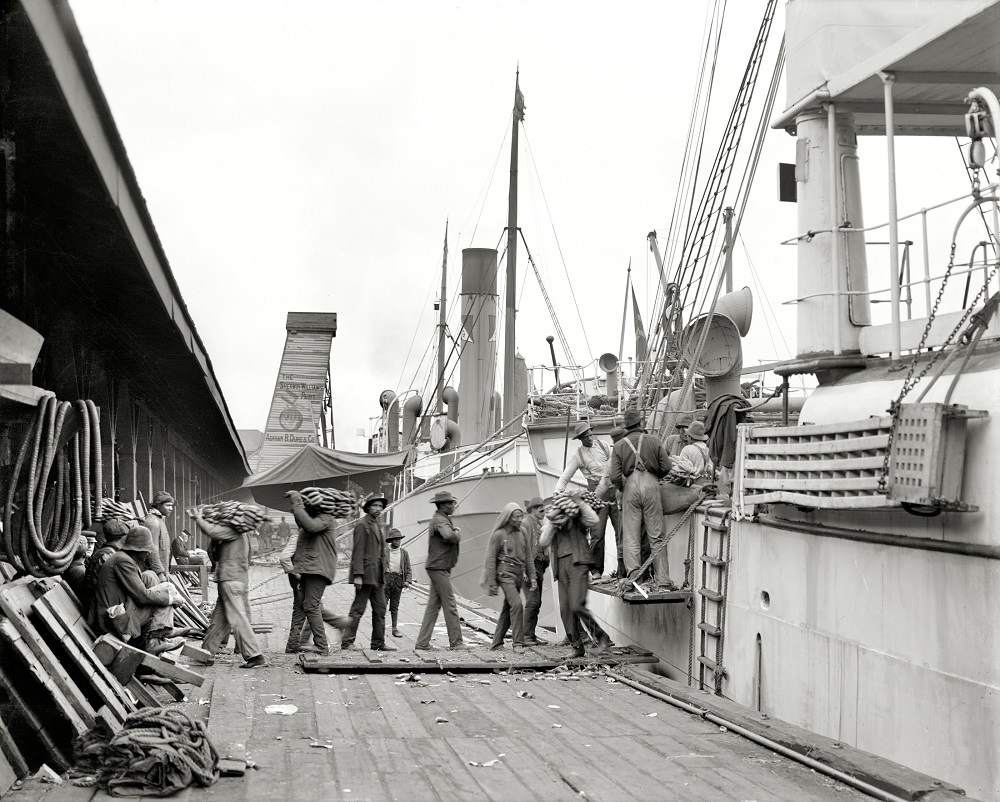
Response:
[[83, 518, 130, 623], [341, 495, 395, 651], [143, 490, 175, 578], [609, 409, 673, 588], [93, 524, 182, 655], [663, 415, 693, 458], [384, 529, 411, 639], [554, 421, 618, 579], [520, 497, 549, 645], [414, 490, 465, 650], [679, 421, 714, 480]]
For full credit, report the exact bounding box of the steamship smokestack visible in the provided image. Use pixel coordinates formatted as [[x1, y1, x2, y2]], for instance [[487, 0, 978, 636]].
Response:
[[458, 248, 498, 446]]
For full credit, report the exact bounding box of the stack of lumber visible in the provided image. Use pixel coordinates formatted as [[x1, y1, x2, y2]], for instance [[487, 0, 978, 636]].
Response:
[[0, 575, 208, 792]]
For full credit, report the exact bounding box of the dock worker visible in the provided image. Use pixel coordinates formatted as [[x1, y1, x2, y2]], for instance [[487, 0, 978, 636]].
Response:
[[678, 420, 714, 481], [143, 491, 175, 577], [483, 503, 534, 652], [609, 409, 673, 589], [83, 518, 129, 622], [284, 490, 355, 655], [341, 495, 395, 652], [189, 505, 266, 669], [594, 426, 629, 578], [663, 415, 693, 458], [414, 490, 466, 651], [539, 493, 613, 659], [520, 497, 549, 646], [554, 421, 618, 579], [93, 524, 182, 655], [276, 516, 292, 545]]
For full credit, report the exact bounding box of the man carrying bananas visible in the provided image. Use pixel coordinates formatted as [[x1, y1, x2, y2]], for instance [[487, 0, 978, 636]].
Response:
[[539, 493, 613, 659]]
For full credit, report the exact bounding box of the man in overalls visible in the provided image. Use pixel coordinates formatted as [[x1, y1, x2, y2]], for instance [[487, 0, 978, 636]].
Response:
[[609, 409, 673, 588]]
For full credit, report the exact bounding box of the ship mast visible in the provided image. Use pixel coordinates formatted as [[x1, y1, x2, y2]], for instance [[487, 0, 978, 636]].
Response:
[[502, 72, 524, 430], [435, 219, 448, 415]]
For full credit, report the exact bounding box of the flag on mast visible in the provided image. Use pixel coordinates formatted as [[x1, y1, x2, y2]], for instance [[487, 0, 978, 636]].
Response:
[[514, 78, 525, 122], [631, 288, 647, 363]]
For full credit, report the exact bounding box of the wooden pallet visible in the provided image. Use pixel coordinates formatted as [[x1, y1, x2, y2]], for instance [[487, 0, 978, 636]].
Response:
[[298, 644, 659, 674]]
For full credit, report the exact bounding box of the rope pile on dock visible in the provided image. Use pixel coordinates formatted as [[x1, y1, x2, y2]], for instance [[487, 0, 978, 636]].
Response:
[[97, 708, 218, 797]]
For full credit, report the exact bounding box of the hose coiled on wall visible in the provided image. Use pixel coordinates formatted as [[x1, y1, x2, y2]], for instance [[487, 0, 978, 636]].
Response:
[[3, 395, 103, 577]]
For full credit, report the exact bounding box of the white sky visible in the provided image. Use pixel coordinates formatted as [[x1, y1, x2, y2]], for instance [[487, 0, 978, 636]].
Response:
[[66, 1, 816, 450]]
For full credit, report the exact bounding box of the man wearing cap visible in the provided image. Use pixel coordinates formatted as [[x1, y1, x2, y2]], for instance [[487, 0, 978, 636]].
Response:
[[190, 505, 266, 669], [520, 497, 549, 645], [555, 422, 618, 579], [143, 491, 175, 577], [663, 415, 693, 458], [384, 529, 411, 639], [414, 490, 465, 650], [93, 525, 182, 655], [610, 410, 673, 588], [84, 518, 130, 623], [341, 495, 395, 651]]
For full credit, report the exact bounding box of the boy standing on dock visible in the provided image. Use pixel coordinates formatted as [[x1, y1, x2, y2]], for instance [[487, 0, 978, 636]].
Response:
[[414, 490, 466, 650], [384, 529, 411, 638]]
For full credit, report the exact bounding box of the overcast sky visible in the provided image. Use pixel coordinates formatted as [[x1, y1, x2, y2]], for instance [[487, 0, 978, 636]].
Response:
[[68, 0, 804, 450]]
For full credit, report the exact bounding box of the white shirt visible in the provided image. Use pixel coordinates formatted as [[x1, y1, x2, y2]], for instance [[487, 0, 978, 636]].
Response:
[[554, 440, 612, 492], [388, 548, 402, 574]]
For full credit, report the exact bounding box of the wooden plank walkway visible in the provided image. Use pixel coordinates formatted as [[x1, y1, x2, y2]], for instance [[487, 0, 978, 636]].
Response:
[[2, 563, 915, 800]]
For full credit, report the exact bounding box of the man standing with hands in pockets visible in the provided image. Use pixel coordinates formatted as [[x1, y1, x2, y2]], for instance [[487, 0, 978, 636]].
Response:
[[341, 494, 395, 651]]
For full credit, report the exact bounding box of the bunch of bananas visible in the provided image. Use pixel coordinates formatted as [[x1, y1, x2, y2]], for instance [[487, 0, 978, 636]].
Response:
[[97, 500, 134, 522], [300, 487, 355, 517], [544, 492, 581, 527], [200, 501, 265, 533], [578, 490, 607, 510]]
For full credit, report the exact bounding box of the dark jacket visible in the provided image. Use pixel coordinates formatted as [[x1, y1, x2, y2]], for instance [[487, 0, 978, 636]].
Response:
[[483, 525, 531, 589], [93, 549, 171, 637], [521, 514, 547, 565], [704, 393, 749, 470], [384, 545, 411, 583], [143, 509, 172, 571], [609, 430, 672, 490], [290, 499, 340, 584], [425, 509, 460, 570], [551, 502, 600, 566], [351, 516, 385, 585]]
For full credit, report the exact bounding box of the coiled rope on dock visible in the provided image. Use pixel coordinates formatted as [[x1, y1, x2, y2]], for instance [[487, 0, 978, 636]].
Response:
[[2, 396, 103, 576], [98, 708, 218, 797]]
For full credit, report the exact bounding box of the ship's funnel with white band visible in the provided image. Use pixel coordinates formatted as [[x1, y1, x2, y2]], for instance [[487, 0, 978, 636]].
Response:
[[458, 249, 498, 447]]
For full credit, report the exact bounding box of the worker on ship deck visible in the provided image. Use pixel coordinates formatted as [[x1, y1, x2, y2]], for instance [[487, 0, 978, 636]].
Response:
[[554, 421, 618, 579], [609, 409, 673, 589]]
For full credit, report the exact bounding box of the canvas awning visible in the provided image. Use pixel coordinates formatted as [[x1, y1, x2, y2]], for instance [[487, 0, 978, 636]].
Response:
[[239, 443, 409, 510]]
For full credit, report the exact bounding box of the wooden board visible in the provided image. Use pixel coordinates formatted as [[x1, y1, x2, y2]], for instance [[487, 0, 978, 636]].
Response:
[[205, 673, 249, 777], [0, 617, 87, 736], [92, 635, 205, 687], [0, 660, 71, 771], [0, 583, 95, 728], [29, 597, 130, 723]]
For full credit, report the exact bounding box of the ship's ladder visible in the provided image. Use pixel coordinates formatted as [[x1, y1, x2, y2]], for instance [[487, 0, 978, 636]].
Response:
[[696, 508, 732, 694]]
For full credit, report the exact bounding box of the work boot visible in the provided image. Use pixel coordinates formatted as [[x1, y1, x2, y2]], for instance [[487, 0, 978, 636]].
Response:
[[240, 655, 266, 669], [565, 642, 586, 660], [591, 633, 614, 656], [146, 637, 184, 655], [371, 644, 397, 652], [392, 629, 403, 638], [522, 636, 548, 646]]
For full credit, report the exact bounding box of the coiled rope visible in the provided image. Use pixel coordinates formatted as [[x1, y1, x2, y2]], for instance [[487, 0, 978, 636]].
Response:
[[2, 396, 103, 576], [98, 708, 218, 797]]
